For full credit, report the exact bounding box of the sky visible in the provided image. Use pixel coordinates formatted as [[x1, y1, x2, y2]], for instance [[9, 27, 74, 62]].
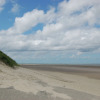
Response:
[[0, 0, 100, 64]]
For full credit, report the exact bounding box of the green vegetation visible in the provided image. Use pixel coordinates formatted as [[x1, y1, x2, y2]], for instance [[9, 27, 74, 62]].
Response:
[[0, 51, 19, 68]]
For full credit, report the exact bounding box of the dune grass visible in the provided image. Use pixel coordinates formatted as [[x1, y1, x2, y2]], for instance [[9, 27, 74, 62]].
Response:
[[0, 51, 19, 68]]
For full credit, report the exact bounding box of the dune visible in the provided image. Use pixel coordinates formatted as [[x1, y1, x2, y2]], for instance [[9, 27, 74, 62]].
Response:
[[0, 51, 18, 68]]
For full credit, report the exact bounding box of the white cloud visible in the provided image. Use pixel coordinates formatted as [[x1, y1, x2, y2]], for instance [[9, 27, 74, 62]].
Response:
[[11, 3, 20, 13], [0, 0, 100, 55], [0, 0, 6, 12]]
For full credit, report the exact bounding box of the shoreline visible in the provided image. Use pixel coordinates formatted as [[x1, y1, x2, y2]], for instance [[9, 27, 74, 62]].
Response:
[[20, 64, 100, 68]]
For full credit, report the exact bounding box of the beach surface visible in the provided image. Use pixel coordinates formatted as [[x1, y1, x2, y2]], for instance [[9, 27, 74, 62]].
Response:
[[0, 64, 100, 100]]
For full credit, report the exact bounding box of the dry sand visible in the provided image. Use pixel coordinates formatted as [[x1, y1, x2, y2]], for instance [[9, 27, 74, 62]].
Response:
[[0, 64, 100, 100]]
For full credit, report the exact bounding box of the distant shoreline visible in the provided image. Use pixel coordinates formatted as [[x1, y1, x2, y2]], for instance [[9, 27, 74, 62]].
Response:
[[20, 64, 100, 68]]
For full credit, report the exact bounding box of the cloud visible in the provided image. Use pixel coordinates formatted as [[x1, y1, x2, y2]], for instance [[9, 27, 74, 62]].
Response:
[[11, 3, 20, 13], [0, 0, 6, 12], [0, 0, 100, 55]]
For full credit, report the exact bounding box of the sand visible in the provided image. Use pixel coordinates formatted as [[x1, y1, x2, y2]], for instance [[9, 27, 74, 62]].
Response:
[[21, 64, 100, 79], [0, 64, 100, 100]]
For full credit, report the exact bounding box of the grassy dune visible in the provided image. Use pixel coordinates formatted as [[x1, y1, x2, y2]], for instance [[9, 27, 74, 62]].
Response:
[[0, 51, 18, 68]]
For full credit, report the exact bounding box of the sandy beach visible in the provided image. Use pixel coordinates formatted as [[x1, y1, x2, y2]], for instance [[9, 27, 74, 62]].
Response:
[[0, 64, 100, 100]]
